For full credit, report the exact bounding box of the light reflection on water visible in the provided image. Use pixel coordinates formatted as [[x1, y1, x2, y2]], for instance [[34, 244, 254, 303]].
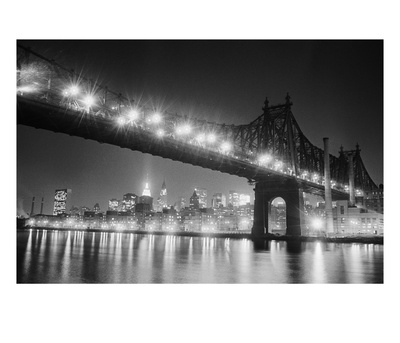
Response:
[[17, 230, 383, 284]]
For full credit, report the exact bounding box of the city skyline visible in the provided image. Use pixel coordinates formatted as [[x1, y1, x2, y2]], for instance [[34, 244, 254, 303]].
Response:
[[17, 40, 383, 217]]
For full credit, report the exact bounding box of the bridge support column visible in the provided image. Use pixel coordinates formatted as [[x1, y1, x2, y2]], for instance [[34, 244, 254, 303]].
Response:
[[251, 177, 305, 237]]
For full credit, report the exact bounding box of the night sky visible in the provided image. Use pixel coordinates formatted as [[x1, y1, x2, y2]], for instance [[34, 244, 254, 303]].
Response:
[[17, 40, 383, 216]]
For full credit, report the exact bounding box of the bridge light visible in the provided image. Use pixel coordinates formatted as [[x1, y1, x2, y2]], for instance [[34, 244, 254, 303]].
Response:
[[117, 117, 126, 126], [258, 154, 271, 164], [83, 94, 96, 108], [156, 129, 165, 137], [128, 109, 140, 121], [220, 141, 232, 153], [196, 133, 206, 143], [176, 123, 192, 135], [150, 112, 162, 124], [207, 133, 217, 143]]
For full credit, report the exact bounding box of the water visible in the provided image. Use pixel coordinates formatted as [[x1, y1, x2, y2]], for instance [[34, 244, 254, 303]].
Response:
[[17, 229, 383, 283]]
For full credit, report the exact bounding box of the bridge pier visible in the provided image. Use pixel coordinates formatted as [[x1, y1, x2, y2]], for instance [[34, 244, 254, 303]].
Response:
[[251, 177, 305, 237]]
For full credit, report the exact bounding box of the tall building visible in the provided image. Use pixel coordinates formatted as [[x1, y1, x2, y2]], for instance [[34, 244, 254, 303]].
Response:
[[176, 196, 186, 211], [122, 193, 137, 212], [108, 198, 119, 211], [156, 179, 168, 211], [53, 189, 72, 215], [239, 194, 251, 206], [228, 190, 240, 208], [189, 191, 200, 210], [212, 193, 226, 208], [142, 179, 151, 197], [194, 187, 207, 208]]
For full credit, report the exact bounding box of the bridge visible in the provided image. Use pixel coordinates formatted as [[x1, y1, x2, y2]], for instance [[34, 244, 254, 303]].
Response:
[[17, 44, 378, 236]]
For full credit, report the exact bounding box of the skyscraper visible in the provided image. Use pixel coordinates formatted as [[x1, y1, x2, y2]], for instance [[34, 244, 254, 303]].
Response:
[[156, 179, 168, 211], [228, 190, 240, 208], [194, 187, 207, 208], [122, 193, 137, 212], [53, 189, 72, 215], [189, 191, 200, 210], [212, 193, 226, 208]]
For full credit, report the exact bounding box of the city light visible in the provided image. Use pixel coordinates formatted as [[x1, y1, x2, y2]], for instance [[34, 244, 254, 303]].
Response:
[[311, 217, 324, 230], [17, 85, 36, 94]]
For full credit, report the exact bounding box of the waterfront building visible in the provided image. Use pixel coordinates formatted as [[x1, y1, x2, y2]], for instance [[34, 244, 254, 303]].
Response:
[[80, 206, 91, 216], [162, 207, 179, 230], [332, 200, 384, 235], [182, 207, 202, 231], [363, 184, 384, 214], [194, 187, 207, 208], [83, 211, 104, 229], [145, 212, 162, 230], [200, 208, 217, 231]]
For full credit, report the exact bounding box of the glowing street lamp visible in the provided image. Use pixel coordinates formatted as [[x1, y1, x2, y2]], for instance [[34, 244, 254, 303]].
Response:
[[196, 133, 206, 143]]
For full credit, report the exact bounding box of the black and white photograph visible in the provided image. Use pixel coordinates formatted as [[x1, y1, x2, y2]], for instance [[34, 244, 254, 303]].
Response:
[[5, 1, 399, 342]]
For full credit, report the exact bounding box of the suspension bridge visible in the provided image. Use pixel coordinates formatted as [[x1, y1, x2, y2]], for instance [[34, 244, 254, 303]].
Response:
[[16, 44, 378, 236]]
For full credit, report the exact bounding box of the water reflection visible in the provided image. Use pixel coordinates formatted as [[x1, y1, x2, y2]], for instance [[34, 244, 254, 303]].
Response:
[[17, 230, 383, 284]]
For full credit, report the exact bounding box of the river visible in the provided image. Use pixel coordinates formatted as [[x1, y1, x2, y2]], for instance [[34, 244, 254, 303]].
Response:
[[17, 229, 383, 283]]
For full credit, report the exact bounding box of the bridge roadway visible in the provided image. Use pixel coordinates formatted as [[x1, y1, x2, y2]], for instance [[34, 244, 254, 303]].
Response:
[[17, 95, 349, 203]]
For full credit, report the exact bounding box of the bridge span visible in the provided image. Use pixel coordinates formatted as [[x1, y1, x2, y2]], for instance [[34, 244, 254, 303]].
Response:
[[17, 44, 379, 236]]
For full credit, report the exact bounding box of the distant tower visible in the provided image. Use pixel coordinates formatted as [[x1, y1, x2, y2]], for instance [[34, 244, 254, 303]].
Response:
[[159, 179, 168, 209], [122, 193, 137, 212], [189, 191, 200, 210], [30, 197, 35, 216], [40, 197, 44, 215], [142, 177, 151, 197], [194, 187, 207, 208]]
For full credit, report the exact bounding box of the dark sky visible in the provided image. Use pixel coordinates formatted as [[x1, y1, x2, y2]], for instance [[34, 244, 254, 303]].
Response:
[[17, 40, 383, 216]]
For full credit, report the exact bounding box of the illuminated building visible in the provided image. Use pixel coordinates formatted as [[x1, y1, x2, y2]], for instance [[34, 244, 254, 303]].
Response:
[[53, 189, 72, 215], [332, 200, 384, 235], [162, 207, 179, 230], [156, 179, 168, 212], [182, 208, 202, 231], [194, 187, 207, 208], [139, 178, 153, 210], [228, 190, 240, 208], [122, 193, 137, 212], [108, 198, 119, 211], [142, 179, 151, 197], [176, 196, 186, 211], [239, 194, 251, 206], [211, 193, 226, 208], [189, 191, 200, 210], [80, 206, 91, 216], [93, 203, 101, 214], [363, 185, 384, 214], [200, 208, 216, 231]]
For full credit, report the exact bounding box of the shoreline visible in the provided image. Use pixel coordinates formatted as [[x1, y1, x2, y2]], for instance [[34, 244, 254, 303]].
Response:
[[17, 226, 384, 245]]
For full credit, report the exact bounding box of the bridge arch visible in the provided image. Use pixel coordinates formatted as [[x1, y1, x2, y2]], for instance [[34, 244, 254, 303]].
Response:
[[268, 197, 287, 235]]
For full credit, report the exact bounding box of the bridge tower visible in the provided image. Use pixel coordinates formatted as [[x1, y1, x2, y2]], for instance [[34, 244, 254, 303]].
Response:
[[252, 176, 306, 237]]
